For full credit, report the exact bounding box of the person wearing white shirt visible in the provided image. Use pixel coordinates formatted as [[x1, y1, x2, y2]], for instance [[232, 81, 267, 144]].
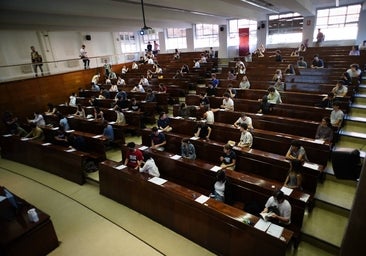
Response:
[[139, 75, 149, 86], [79, 44, 90, 69], [28, 112, 45, 126], [193, 59, 200, 68], [238, 123, 253, 148], [234, 112, 253, 130], [131, 62, 138, 70], [147, 57, 154, 64], [220, 93, 234, 111], [140, 153, 160, 177], [69, 93, 76, 106]]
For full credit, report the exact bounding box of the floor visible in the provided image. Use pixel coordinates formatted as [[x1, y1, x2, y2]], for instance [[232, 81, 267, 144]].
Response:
[[0, 136, 357, 256]]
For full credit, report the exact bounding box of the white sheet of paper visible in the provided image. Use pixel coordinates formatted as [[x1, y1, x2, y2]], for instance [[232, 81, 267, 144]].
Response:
[[66, 129, 75, 133], [148, 177, 167, 185], [266, 223, 284, 238], [42, 143, 52, 146], [254, 218, 271, 232], [303, 162, 319, 169], [280, 186, 293, 196], [190, 136, 199, 140], [139, 146, 148, 151], [92, 135, 103, 138], [195, 195, 209, 204], [115, 164, 127, 170], [65, 148, 76, 152], [210, 166, 221, 172], [108, 121, 116, 124], [300, 193, 310, 202], [170, 155, 182, 160], [314, 139, 325, 144], [21, 138, 30, 141], [2, 134, 12, 137], [0, 196, 7, 202]]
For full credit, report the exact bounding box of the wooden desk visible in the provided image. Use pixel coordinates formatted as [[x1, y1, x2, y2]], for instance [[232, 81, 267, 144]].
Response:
[[99, 160, 293, 256], [0, 135, 87, 185], [0, 187, 59, 256]]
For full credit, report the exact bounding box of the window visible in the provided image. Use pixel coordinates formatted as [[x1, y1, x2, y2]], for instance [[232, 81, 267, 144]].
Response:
[[314, 4, 361, 41], [119, 32, 138, 53], [267, 12, 303, 44], [195, 24, 219, 48], [228, 19, 258, 52], [166, 28, 187, 50]]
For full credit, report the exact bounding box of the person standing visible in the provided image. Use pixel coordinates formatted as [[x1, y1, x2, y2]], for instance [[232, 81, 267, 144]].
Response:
[[315, 28, 325, 47], [80, 44, 90, 69], [124, 142, 143, 170], [30, 46, 43, 77], [103, 59, 112, 77]]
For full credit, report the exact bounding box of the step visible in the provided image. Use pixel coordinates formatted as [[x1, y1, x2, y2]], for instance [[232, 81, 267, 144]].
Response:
[[342, 119, 366, 133], [339, 130, 366, 140], [336, 136, 366, 153], [348, 107, 366, 118], [353, 94, 366, 105], [301, 200, 349, 248]]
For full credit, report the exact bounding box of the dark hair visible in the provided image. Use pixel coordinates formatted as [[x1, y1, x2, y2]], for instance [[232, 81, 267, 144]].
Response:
[[159, 112, 166, 118], [273, 189, 284, 201], [268, 86, 275, 93], [290, 140, 301, 148], [332, 101, 341, 107], [127, 142, 135, 149], [223, 92, 230, 98], [152, 127, 158, 132], [216, 169, 226, 182], [224, 144, 233, 150], [240, 123, 248, 130]]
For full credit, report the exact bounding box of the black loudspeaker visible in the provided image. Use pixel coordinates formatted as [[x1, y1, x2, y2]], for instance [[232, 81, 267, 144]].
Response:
[[331, 148, 362, 180], [220, 26, 224, 32], [85, 35, 91, 41], [261, 23, 265, 29]]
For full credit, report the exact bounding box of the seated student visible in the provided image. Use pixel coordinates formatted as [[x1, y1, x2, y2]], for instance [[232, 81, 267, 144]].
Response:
[[239, 75, 250, 89], [108, 71, 117, 80], [296, 56, 307, 68], [227, 69, 237, 80], [349, 45, 360, 56], [237, 63, 246, 75], [194, 120, 212, 140], [150, 127, 166, 151], [91, 82, 100, 91], [28, 111, 46, 126], [233, 112, 253, 130], [206, 83, 217, 97], [193, 59, 200, 69], [103, 120, 114, 144], [66, 133, 86, 151], [346, 63, 362, 82], [219, 144, 236, 171], [69, 92, 77, 106], [115, 107, 126, 125], [145, 89, 156, 102], [203, 106, 215, 125], [237, 123, 253, 149], [129, 98, 140, 112], [2, 111, 27, 136], [53, 126, 69, 146], [210, 73, 220, 88], [257, 87, 282, 114], [220, 93, 234, 111], [269, 50, 282, 62], [114, 94, 129, 111], [285, 140, 309, 162], [45, 103, 57, 115], [58, 113, 70, 131], [330, 101, 344, 129], [109, 82, 118, 92], [157, 83, 167, 93], [74, 104, 85, 118], [209, 169, 233, 205], [181, 138, 196, 160], [121, 65, 129, 75], [284, 64, 295, 75], [319, 92, 335, 108], [340, 72, 352, 86], [226, 84, 237, 98], [261, 190, 292, 226], [310, 54, 324, 68], [139, 152, 160, 177], [284, 159, 303, 190], [24, 122, 44, 141], [199, 93, 210, 107], [290, 49, 299, 57], [331, 81, 348, 97], [131, 83, 145, 93], [180, 64, 190, 74], [94, 106, 104, 121], [124, 142, 143, 170], [315, 117, 333, 143], [131, 61, 138, 70], [157, 112, 172, 132], [253, 44, 265, 57]]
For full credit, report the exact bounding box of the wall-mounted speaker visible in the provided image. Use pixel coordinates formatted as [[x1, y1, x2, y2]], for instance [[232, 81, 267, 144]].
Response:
[[261, 23, 265, 29], [220, 26, 224, 32], [85, 35, 91, 41]]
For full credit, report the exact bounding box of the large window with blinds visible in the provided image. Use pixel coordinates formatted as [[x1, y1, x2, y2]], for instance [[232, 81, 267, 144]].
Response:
[[166, 28, 187, 50], [267, 12, 303, 44], [195, 24, 219, 48], [314, 4, 361, 41]]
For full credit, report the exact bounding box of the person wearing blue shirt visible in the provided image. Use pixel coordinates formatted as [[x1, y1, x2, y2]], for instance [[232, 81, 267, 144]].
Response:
[[157, 112, 172, 132], [211, 73, 219, 88], [181, 138, 196, 160], [58, 113, 70, 131], [103, 121, 114, 144]]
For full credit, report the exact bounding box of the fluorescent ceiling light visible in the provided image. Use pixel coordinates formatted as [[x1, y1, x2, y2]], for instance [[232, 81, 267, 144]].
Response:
[[241, 0, 279, 13]]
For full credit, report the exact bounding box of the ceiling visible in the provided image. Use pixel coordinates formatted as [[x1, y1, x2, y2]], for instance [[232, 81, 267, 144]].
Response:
[[0, 0, 364, 32]]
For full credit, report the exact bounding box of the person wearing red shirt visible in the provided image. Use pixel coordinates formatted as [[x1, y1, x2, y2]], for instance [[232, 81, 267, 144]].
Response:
[[124, 142, 143, 169]]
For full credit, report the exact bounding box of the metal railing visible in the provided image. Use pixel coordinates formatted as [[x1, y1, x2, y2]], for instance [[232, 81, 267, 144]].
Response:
[[0, 53, 141, 83]]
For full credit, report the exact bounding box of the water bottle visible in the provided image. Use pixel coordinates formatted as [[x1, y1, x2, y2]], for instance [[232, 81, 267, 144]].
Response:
[[27, 208, 39, 222]]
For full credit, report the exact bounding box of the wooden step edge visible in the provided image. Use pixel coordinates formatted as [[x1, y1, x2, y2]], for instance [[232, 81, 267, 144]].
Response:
[[350, 103, 366, 109], [339, 130, 366, 140], [344, 116, 366, 123]]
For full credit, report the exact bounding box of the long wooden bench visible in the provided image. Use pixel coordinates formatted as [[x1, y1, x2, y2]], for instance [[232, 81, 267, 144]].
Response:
[[0, 135, 87, 184], [173, 105, 321, 138], [185, 94, 334, 121], [99, 160, 293, 256], [168, 117, 330, 166]]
